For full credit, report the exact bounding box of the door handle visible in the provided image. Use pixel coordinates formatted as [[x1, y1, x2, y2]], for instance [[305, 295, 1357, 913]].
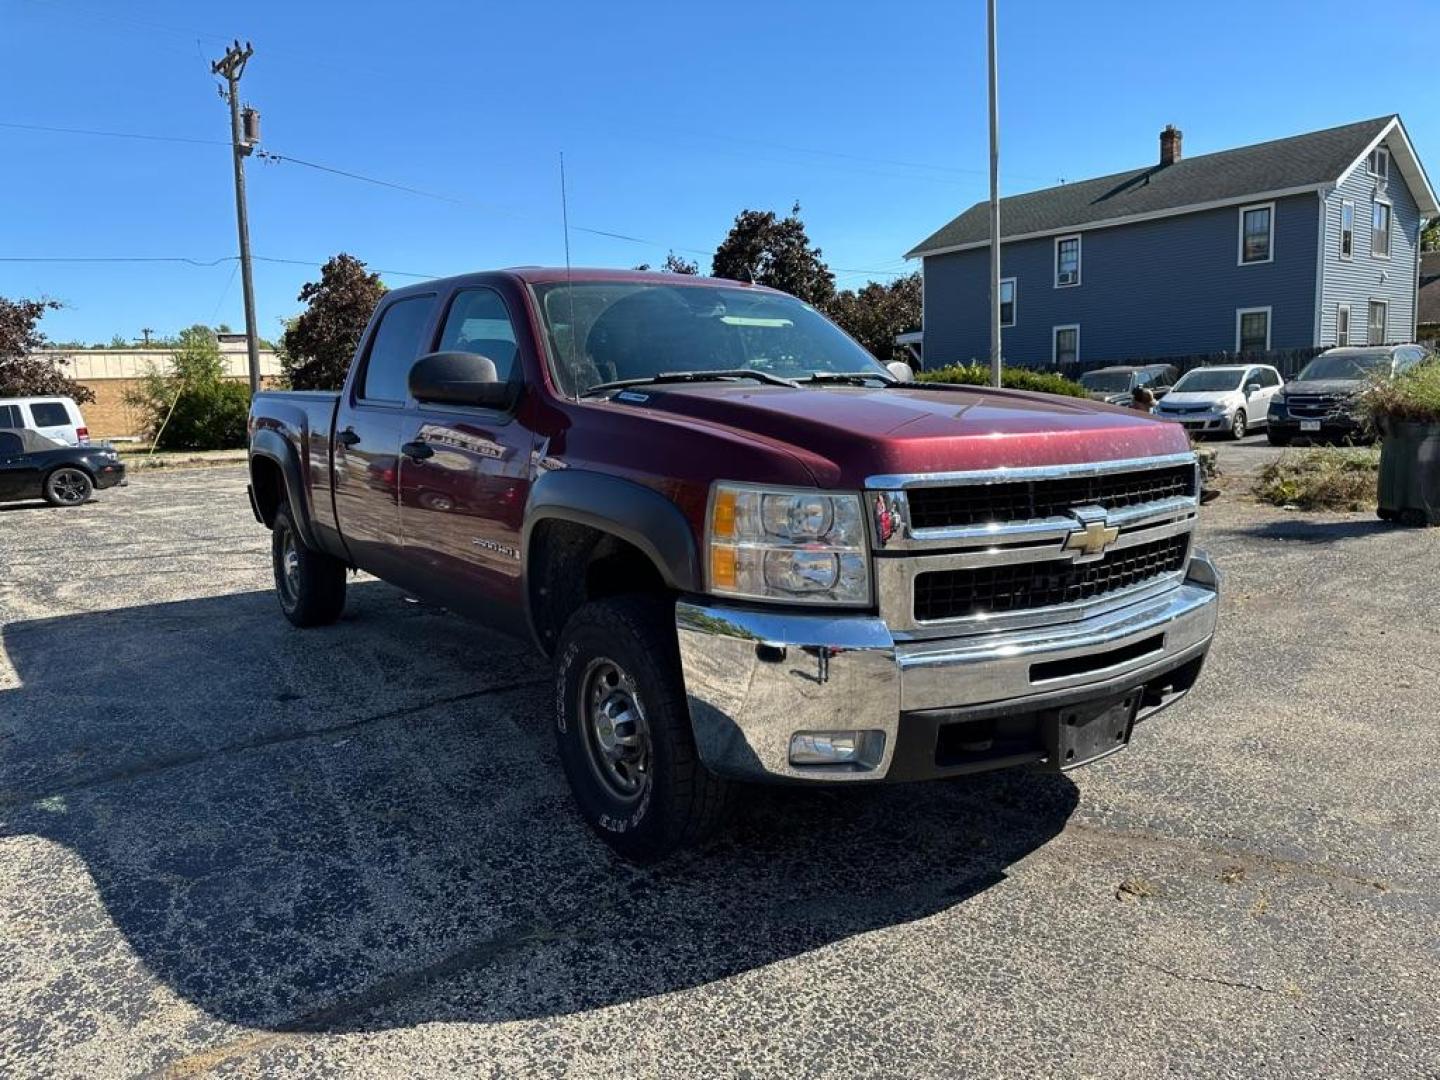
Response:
[[401, 440, 434, 462], [337, 428, 361, 447]]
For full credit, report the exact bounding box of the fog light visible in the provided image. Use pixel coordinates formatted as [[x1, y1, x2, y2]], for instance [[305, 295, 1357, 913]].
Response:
[[789, 730, 885, 767]]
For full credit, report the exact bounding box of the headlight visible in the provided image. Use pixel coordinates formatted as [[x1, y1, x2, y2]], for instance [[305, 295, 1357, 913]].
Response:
[[707, 482, 870, 605], [1211, 401, 1231, 413], [1268, 396, 1285, 414]]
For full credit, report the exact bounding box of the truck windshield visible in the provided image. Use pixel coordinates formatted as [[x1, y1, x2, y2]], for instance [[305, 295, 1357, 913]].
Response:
[[1079, 371, 1133, 393], [1171, 369, 1246, 393], [532, 282, 891, 396], [1296, 352, 1389, 381]]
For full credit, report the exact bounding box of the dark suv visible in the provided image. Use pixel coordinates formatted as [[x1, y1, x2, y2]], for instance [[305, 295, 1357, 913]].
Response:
[[1078, 365, 1178, 405], [1267, 345, 1432, 445]]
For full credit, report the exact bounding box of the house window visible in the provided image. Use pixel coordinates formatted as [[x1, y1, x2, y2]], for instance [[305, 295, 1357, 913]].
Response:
[[1368, 300, 1387, 345], [1371, 201, 1391, 258], [1368, 146, 1390, 183], [999, 277, 1016, 327], [1339, 201, 1354, 260], [1337, 303, 1350, 346], [1238, 202, 1274, 264], [1052, 324, 1079, 366], [1236, 307, 1271, 353], [1054, 236, 1081, 286]]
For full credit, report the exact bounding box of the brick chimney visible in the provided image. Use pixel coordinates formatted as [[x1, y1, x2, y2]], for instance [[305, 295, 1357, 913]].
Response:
[[1160, 124, 1183, 166]]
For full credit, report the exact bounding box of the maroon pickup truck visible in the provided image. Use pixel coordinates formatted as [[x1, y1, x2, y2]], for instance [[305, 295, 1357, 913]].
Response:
[[248, 267, 1219, 861]]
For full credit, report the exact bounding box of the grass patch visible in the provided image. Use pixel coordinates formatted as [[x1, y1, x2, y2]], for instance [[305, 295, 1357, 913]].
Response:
[[917, 363, 1087, 397], [1253, 446, 1380, 511]]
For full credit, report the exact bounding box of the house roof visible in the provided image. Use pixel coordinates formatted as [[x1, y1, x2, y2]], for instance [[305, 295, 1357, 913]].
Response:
[[1420, 251, 1440, 328], [908, 116, 1438, 258]]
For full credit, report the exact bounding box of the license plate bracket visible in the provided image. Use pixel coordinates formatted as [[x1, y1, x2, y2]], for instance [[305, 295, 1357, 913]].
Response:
[[1300, 419, 1322, 432], [1046, 694, 1139, 770]]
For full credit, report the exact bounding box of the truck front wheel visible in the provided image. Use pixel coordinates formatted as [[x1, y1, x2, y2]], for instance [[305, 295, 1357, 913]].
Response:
[[555, 596, 730, 862], [272, 504, 347, 627]]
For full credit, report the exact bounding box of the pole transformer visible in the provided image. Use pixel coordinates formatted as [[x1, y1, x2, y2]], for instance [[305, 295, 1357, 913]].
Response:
[[212, 40, 261, 394], [986, 0, 1002, 388]]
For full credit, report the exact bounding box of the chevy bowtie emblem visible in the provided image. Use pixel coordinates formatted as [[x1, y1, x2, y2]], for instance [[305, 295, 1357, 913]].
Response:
[[1063, 520, 1120, 558]]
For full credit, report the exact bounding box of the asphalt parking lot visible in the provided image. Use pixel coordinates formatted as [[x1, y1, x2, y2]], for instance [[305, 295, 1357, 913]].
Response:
[[2, 464, 1438, 1078]]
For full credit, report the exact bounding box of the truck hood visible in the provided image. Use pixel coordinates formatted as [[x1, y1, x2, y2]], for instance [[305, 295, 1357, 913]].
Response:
[[1158, 390, 1241, 408], [601, 383, 1191, 487], [1282, 378, 1362, 398]]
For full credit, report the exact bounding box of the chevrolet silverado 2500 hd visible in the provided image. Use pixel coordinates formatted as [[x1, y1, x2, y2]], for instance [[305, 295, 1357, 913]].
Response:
[[248, 268, 1220, 861]]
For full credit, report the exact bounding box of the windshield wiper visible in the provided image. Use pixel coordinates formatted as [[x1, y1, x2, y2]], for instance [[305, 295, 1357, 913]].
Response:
[[580, 369, 799, 397], [801, 371, 897, 387]]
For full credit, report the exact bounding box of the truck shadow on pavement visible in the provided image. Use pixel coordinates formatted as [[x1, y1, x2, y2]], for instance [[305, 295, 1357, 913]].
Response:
[[0, 581, 1078, 1034]]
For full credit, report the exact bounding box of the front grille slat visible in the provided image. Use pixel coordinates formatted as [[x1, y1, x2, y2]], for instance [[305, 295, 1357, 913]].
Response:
[[913, 535, 1190, 622], [907, 465, 1195, 530]]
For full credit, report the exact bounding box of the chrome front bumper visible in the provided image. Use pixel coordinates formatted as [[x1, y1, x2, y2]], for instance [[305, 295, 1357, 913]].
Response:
[[676, 550, 1220, 783]]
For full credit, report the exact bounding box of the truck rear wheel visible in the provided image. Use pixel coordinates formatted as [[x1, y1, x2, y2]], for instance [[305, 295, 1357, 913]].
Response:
[[554, 595, 730, 862], [272, 504, 347, 627]]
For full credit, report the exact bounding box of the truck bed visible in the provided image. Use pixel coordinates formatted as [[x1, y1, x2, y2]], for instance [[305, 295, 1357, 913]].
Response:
[[249, 389, 344, 557]]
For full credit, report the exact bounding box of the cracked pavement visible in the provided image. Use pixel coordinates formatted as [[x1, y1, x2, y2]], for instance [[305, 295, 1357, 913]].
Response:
[[1, 465, 1437, 1078]]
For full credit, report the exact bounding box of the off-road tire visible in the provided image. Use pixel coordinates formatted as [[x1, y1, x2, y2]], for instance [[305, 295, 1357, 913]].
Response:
[[272, 504, 347, 627], [555, 595, 731, 862], [1266, 428, 1292, 447], [43, 467, 93, 507]]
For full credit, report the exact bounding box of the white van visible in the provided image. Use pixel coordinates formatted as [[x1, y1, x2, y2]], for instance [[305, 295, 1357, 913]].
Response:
[[0, 396, 91, 445]]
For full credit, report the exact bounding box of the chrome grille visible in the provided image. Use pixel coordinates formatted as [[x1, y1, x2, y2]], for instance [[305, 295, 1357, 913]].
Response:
[[1285, 394, 1344, 419], [913, 534, 1190, 622], [867, 453, 1201, 637], [907, 464, 1195, 530]]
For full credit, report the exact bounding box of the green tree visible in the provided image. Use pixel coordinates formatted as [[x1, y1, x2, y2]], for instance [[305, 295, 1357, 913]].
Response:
[[1423, 220, 1439, 252], [0, 296, 96, 403], [711, 203, 835, 307], [125, 325, 250, 449], [634, 251, 700, 275], [826, 273, 922, 365], [109, 333, 130, 348], [280, 254, 388, 389]]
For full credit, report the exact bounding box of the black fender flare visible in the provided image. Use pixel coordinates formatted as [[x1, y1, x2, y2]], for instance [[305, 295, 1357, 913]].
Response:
[[248, 428, 321, 551], [522, 469, 703, 595]]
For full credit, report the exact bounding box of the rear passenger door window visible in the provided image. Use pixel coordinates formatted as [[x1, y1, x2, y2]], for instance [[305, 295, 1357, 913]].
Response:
[[359, 296, 436, 404], [0, 404, 22, 428]]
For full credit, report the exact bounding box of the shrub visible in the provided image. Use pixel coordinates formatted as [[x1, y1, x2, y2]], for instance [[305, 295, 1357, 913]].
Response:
[[917, 363, 1087, 397], [1359, 360, 1440, 428], [125, 325, 252, 450], [1253, 447, 1379, 511]]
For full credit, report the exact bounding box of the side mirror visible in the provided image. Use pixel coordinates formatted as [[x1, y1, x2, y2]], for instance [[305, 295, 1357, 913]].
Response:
[[409, 351, 513, 409], [886, 360, 915, 384], [1245, 382, 1261, 396]]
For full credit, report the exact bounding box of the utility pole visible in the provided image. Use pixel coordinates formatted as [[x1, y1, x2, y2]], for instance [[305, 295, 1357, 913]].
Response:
[[212, 40, 261, 394], [140, 327, 153, 346], [986, 0, 1002, 388]]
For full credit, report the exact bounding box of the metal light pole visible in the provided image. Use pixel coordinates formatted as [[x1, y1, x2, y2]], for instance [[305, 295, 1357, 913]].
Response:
[[986, 0, 1002, 388], [212, 40, 261, 394]]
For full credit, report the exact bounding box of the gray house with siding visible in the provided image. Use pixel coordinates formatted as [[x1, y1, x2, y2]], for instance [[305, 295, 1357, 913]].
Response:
[[907, 116, 1437, 370]]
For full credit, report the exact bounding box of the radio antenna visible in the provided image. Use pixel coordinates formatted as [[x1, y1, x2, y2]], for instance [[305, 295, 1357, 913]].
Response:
[[559, 152, 581, 386]]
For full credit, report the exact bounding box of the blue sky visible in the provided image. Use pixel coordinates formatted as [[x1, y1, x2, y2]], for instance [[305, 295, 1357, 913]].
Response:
[[2, 0, 1435, 343]]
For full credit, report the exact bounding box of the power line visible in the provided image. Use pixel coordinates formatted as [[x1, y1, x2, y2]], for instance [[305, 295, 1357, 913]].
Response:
[[0, 120, 226, 146], [0, 254, 435, 278]]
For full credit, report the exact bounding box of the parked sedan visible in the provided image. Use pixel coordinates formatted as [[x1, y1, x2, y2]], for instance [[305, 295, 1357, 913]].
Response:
[[0, 427, 126, 506], [1153, 365, 1284, 439]]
